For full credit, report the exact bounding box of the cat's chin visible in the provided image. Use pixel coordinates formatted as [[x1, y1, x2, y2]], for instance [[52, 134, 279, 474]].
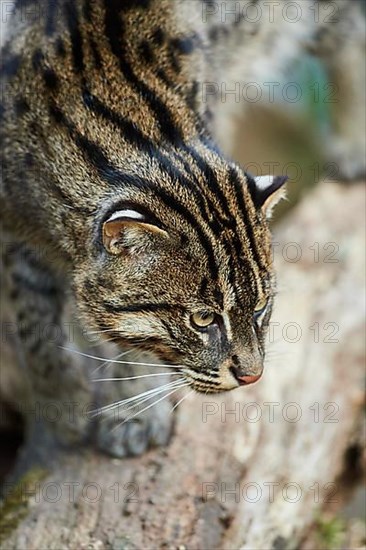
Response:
[[188, 372, 263, 394], [188, 380, 239, 394], [192, 386, 230, 395]]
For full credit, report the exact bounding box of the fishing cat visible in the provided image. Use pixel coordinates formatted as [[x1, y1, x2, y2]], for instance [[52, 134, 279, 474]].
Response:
[[0, 0, 365, 460]]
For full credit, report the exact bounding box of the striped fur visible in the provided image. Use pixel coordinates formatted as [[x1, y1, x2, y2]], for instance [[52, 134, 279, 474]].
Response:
[[1, 0, 363, 399]]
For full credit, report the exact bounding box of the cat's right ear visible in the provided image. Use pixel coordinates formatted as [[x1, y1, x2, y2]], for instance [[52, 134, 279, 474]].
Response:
[[248, 175, 288, 218], [102, 208, 168, 255]]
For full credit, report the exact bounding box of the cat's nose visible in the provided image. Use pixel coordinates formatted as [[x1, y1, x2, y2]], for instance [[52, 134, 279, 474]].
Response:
[[229, 366, 263, 386]]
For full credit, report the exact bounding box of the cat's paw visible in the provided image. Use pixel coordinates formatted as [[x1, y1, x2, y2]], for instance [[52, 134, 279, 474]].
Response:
[[95, 397, 174, 458]]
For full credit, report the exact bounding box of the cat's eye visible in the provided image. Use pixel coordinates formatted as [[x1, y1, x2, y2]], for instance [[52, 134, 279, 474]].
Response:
[[191, 311, 216, 329], [253, 299, 268, 322]]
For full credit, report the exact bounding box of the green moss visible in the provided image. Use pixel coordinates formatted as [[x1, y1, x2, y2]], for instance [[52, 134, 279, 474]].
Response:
[[0, 467, 48, 545], [314, 515, 346, 550]]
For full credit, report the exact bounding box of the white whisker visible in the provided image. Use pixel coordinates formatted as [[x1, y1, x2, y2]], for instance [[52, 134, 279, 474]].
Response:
[[112, 383, 189, 431], [117, 380, 186, 415], [91, 378, 184, 417], [93, 372, 176, 382], [59, 346, 182, 369], [171, 388, 194, 412], [91, 349, 131, 375], [95, 381, 180, 415]]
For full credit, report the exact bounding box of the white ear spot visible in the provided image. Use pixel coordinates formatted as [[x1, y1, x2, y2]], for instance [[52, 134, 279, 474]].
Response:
[[107, 209, 145, 223], [254, 175, 275, 191], [102, 208, 168, 255], [250, 174, 288, 218]]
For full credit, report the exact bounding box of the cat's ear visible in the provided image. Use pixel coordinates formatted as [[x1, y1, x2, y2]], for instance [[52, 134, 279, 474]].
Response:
[[102, 208, 168, 255], [249, 175, 288, 218]]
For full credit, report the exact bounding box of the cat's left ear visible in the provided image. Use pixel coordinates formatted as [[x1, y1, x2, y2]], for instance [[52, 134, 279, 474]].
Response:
[[102, 208, 169, 256], [249, 175, 288, 218]]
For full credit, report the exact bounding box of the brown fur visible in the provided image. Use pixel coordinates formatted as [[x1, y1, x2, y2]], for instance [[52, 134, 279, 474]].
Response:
[[0, 0, 364, 459]]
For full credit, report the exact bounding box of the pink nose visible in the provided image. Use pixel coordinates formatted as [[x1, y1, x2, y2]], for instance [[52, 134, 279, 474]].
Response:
[[236, 374, 262, 386]]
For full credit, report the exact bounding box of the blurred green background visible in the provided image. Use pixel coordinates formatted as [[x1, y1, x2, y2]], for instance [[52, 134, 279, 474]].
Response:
[[232, 54, 336, 221]]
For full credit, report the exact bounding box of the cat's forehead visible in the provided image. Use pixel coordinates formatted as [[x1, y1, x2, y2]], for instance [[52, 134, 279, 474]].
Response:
[[189, 240, 273, 310]]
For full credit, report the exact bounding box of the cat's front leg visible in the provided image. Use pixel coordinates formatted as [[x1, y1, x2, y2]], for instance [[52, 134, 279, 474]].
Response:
[[94, 351, 177, 458], [2, 238, 93, 463]]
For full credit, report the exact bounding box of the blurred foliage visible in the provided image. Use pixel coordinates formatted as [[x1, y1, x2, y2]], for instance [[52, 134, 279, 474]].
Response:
[[315, 516, 346, 549], [233, 54, 337, 221], [282, 54, 332, 133]]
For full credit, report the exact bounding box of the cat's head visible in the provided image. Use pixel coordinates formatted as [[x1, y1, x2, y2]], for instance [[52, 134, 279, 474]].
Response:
[[75, 161, 286, 393]]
